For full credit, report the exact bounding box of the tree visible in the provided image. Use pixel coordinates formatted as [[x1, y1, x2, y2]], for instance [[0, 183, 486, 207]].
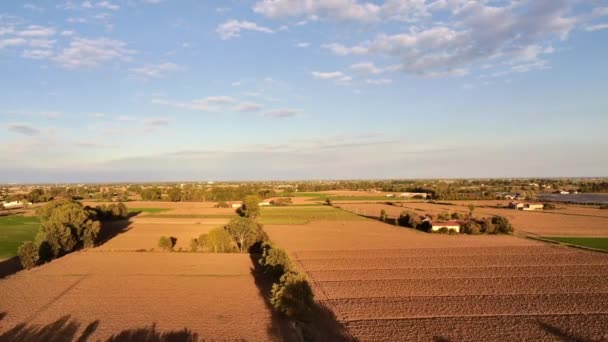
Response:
[[168, 188, 182, 202], [417, 220, 433, 233], [35, 199, 101, 257], [397, 211, 420, 228], [259, 243, 293, 280], [239, 195, 261, 218], [270, 272, 314, 321], [202, 228, 235, 253], [492, 216, 514, 234], [27, 188, 46, 203], [325, 198, 333, 206], [225, 217, 264, 252], [17, 241, 39, 269], [117, 202, 129, 218], [467, 204, 475, 218]]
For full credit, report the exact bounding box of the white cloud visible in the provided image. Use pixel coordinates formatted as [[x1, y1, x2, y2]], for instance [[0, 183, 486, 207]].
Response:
[[143, 117, 171, 127], [96, 1, 120, 11], [22, 49, 53, 59], [24, 4, 44, 12], [61, 30, 75, 36], [295, 42, 310, 48], [312, 71, 352, 84], [53, 37, 135, 69], [235, 102, 263, 112], [0, 38, 27, 49], [365, 78, 392, 85], [17, 25, 56, 38], [263, 108, 299, 118], [130, 62, 182, 78], [585, 23, 608, 31], [253, 0, 382, 21], [153, 96, 237, 112], [350, 61, 382, 74], [216, 20, 275, 40]]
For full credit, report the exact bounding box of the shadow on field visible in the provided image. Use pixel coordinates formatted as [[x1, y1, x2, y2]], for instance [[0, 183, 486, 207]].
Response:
[[96, 218, 134, 246], [0, 315, 99, 342], [538, 322, 593, 342], [248, 253, 353, 342], [106, 323, 198, 342], [0, 257, 22, 279]]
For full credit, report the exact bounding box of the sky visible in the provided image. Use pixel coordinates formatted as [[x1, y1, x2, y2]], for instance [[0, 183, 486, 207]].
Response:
[[0, 0, 607, 183]]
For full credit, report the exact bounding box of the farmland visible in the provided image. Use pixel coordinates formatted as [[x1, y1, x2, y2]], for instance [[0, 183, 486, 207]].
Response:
[[542, 237, 608, 252], [259, 206, 363, 225], [0, 201, 293, 341], [0, 216, 39, 259], [264, 207, 608, 341]]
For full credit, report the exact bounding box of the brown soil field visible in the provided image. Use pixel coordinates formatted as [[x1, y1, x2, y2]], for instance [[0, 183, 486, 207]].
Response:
[[264, 219, 608, 341], [82, 200, 239, 216], [340, 202, 608, 236], [0, 252, 286, 341]]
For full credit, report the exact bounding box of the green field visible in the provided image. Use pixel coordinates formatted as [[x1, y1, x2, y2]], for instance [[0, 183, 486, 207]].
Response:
[[128, 208, 171, 214], [542, 237, 608, 252], [260, 206, 363, 224], [0, 216, 40, 258]]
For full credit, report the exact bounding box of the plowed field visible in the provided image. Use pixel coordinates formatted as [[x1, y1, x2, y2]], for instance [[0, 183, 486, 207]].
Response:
[[264, 218, 608, 341]]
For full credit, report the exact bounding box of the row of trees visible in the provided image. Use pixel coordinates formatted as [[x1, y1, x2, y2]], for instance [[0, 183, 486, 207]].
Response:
[[390, 208, 513, 235]]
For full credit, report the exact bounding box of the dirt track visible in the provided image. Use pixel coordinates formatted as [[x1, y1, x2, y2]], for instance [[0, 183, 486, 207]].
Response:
[[264, 218, 608, 341]]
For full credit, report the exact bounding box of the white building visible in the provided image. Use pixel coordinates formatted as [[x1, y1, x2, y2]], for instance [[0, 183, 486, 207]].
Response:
[[431, 221, 461, 233]]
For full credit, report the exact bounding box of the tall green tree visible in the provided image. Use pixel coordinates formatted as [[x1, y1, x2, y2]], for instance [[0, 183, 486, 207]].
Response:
[[225, 217, 263, 252], [240, 195, 261, 218]]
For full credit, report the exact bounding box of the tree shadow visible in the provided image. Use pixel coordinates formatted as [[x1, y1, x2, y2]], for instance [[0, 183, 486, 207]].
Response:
[[0, 315, 99, 342], [0, 257, 22, 279], [537, 322, 595, 342], [95, 219, 133, 246], [106, 323, 198, 342], [248, 253, 353, 342]]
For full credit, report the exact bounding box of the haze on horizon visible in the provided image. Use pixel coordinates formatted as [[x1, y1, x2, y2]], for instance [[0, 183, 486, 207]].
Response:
[[1, 0, 607, 183]]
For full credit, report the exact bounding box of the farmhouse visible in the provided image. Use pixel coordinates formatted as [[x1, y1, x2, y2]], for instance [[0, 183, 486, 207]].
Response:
[[508, 202, 543, 211], [1, 200, 31, 209], [229, 202, 242, 208], [431, 220, 461, 233]]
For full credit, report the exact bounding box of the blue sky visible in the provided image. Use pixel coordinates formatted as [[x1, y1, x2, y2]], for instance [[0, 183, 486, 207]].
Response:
[[1, 0, 607, 182]]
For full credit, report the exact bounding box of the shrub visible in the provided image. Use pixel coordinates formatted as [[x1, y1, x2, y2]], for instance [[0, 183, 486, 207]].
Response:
[[543, 203, 557, 210], [448, 228, 458, 235], [189, 238, 199, 252], [436, 227, 449, 234], [325, 198, 332, 206], [492, 216, 514, 234], [214, 201, 230, 208], [158, 236, 176, 251], [270, 271, 314, 321], [479, 217, 495, 234], [271, 198, 293, 206], [17, 241, 39, 269], [461, 220, 481, 235], [437, 212, 450, 220], [379, 209, 387, 222], [397, 211, 420, 228], [451, 212, 461, 220]]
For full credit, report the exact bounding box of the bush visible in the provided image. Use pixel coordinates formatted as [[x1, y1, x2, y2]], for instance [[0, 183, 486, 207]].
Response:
[[214, 201, 230, 208], [17, 241, 39, 269], [451, 212, 461, 220], [479, 217, 495, 234], [325, 198, 332, 206], [379, 209, 387, 222], [492, 216, 513, 234], [397, 211, 420, 228], [270, 271, 314, 321], [189, 238, 199, 252], [543, 203, 557, 210], [237, 195, 261, 218], [271, 198, 292, 206], [436, 227, 449, 234], [158, 236, 176, 251], [437, 212, 450, 220], [448, 228, 458, 235], [461, 220, 481, 235]]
